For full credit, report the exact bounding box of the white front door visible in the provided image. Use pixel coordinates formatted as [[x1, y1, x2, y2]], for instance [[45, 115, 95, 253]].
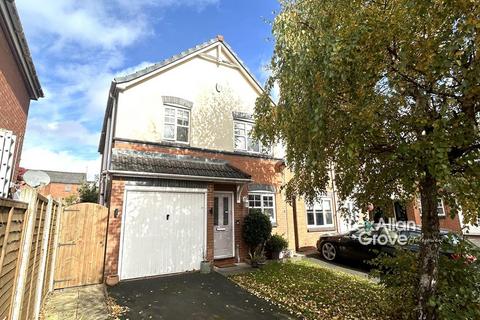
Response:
[[120, 188, 206, 280], [213, 193, 234, 258]]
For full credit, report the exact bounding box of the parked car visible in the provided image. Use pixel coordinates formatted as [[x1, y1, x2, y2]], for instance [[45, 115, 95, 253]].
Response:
[[317, 224, 478, 264]]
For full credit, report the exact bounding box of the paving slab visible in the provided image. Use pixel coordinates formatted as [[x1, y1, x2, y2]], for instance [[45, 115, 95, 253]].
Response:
[[42, 284, 109, 320], [108, 272, 293, 320], [214, 262, 257, 277]]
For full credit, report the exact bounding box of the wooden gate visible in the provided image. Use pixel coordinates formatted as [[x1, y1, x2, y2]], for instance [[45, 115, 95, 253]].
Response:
[[53, 203, 108, 289]]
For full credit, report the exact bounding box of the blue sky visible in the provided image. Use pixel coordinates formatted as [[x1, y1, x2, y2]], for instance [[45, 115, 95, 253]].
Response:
[[16, 0, 280, 178]]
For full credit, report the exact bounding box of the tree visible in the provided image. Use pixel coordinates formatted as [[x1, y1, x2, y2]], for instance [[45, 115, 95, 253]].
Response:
[[255, 1, 479, 319], [78, 179, 99, 203]]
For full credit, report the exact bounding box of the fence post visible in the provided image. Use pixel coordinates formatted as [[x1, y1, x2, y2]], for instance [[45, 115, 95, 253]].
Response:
[[32, 196, 53, 320], [48, 202, 62, 292], [10, 188, 38, 320]]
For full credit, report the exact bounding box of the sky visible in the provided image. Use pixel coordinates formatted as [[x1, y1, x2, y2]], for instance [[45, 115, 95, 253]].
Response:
[[16, 0, 280, 179]]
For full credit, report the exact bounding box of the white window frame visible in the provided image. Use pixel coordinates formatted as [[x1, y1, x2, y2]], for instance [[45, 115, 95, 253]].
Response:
[[436, 198, 446, 216], [248, 191, 276, 223], [234, 120, 271, 155], [307, 198, 334, 227], [163, 105, 190, 144], [417, 197, 446, 217]]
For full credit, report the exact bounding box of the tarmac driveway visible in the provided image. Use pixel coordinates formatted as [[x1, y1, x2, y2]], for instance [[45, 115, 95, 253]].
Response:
[[107, 272, 292, 320]]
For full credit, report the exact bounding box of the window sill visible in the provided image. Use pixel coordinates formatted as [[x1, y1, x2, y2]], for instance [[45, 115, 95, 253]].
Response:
[[233, 149, 273, 157], [307, 226, 335, 233], [161, 140, 190, 147], [271, 222, 278, 228]]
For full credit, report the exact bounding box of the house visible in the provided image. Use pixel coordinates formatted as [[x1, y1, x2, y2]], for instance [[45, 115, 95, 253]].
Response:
[[36, 170, 86, 200], [99, 36, 299, 281], [0, 0, 43, 197]]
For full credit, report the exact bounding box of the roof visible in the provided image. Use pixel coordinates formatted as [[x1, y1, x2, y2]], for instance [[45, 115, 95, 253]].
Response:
[[99, 35, 267, 152], [42, 170, 86, 184], [113, 35, 261, 86], [0, 0, 43, 99], [111, 149, 251, 181]]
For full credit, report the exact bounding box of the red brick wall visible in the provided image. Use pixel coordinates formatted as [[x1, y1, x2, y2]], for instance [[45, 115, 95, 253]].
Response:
[[38, 182, 80, 200], [0, 27, 31, 179], [104, 178, 125, 277]]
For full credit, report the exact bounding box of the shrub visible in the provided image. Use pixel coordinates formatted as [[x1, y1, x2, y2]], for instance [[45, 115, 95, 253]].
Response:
[[266, 234, 288, 255], [78, 180, 99, 203], [242, 209, 272, 254], [370, 237, 480, 320]]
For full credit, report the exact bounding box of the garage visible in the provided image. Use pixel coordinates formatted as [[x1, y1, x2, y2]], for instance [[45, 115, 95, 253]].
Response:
[[119, 187, 207, 280]]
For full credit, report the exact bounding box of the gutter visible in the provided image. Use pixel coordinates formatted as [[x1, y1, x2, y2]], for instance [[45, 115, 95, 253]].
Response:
[[1, 0, 43, 99], [106, 170, 252, 183]]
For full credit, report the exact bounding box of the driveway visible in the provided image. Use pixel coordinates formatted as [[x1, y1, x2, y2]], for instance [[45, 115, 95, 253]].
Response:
[[107, 272, 292, 320]]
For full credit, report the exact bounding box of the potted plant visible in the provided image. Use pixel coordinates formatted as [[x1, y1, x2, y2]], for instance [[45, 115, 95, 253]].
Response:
[[266, 234, 288, 260], [249, 247, 267, 268], [242, 209, 272, 267]]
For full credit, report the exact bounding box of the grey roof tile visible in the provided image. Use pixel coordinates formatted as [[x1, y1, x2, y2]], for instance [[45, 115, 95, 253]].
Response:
[[41, 170, 86, 184], [113, 36, 262, 89], [111, 150, 251, 180]]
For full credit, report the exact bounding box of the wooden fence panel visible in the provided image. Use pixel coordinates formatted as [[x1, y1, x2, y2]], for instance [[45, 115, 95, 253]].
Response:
[[20, 195, 47, 320], [0, 199, 28, 320], [41, 203, 59, 299]]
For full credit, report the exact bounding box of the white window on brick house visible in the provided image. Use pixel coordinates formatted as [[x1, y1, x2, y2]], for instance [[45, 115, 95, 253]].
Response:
[[234, 121, 271, 154], [164, 106, 190, 143], [248, 192, 276, 223], [65, 184, 72, 192], [307, 198, 334, 228]]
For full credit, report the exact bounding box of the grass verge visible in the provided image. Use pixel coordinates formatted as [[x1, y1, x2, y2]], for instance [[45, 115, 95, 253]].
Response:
[[230, 260, 396, 320]]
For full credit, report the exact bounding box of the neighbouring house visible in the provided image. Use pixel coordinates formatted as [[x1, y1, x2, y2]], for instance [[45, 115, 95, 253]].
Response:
[[405, 197, 462, 233], [36, 170, 86, 201], [99, 36, 299, 281], [0, 0, 43, 197]]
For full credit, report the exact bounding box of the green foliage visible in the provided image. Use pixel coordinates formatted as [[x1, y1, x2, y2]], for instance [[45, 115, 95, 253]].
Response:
[[370, 239, 480, 320], [63, 193, 79, 206], [248, 247, 267, 267], [255, 0, 480, 221], [243, 209, 272, 253], [256, 2, 479, 316], [78, 179, 99, 203], [231, 260, 396, 319], [266, 234, 289, 254]]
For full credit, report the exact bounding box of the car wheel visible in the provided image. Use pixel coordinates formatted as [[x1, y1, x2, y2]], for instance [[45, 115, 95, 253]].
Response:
[[321, 242, 337, 261]]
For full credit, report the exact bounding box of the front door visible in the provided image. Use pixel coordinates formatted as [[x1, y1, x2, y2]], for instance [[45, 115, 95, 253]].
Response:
[[213, 193, 234, 259]]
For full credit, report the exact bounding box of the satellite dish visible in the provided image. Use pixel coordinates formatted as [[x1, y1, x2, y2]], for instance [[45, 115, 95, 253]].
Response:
[[23, 170, 50, 188]]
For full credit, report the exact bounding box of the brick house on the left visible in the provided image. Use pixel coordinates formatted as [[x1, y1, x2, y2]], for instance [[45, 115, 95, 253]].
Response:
[[0, 0, 43, 197]]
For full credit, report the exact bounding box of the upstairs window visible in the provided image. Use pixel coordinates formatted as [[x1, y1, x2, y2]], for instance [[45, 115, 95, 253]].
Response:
[[234, 121, 271, 154], [307, 198, 334, 227], [164, 106, 190, 143]]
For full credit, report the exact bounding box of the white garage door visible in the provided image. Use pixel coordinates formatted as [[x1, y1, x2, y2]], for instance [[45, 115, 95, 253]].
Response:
[[120, 188, 206, 280]]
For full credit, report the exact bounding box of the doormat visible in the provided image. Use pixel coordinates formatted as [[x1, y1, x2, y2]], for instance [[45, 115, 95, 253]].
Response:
[[214, 261, 237, 268]]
